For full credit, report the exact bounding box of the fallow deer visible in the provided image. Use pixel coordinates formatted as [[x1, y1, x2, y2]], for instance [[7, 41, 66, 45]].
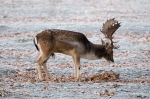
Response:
[[33, 18, 121, 81]]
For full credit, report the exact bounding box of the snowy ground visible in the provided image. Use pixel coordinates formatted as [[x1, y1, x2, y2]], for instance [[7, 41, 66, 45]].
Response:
[[0, 0, 150, 99]]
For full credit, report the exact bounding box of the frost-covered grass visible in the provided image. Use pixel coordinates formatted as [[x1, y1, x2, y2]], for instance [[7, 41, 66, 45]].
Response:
[[0, 0, 150, 99]]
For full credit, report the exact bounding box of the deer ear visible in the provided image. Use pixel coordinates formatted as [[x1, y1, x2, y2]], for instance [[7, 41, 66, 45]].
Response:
[[101, 39, 110, 49], [105, 42, 110, 49]]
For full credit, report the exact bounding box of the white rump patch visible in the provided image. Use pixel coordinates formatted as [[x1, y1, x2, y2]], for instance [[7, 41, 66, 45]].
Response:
[[37, 43, 43, 57], [34, 37, 38, 45], [34, 36, 43, 57]]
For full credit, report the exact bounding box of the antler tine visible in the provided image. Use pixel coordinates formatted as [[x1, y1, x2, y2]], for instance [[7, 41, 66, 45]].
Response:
[[100, 18, 120, 39], [100, 29, 108, 38], [113, 45, 120, 49], [113, 41, 119, 43]]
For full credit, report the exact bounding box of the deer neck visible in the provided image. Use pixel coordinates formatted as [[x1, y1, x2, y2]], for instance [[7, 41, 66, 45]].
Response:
[[80, 43, 107, 60]]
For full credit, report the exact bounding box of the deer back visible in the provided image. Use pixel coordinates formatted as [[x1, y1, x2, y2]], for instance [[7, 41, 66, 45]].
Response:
[[35, 29, 92, 56]]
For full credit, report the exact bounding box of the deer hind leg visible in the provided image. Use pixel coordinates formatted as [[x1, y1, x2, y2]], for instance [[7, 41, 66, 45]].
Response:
[[37, 52, 52, 81], [43, 59, 50, 81], [43, 53, 55, 81], [37, 56, 43, 80], [72, 53, 80, 80]]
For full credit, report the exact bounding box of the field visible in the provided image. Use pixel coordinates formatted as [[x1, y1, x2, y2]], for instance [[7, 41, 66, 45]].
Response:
[[0, 0, 150, 99]]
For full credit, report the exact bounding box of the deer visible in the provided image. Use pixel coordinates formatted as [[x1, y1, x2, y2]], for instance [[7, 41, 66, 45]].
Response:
[[33, 18, 121, 81]]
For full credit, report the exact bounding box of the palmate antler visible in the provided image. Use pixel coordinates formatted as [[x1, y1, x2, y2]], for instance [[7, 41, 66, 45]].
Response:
[[100, 18, 121, 48]]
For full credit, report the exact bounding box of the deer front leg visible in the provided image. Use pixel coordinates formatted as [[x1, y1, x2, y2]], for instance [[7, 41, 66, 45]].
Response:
[[72, 55, 80, 80]]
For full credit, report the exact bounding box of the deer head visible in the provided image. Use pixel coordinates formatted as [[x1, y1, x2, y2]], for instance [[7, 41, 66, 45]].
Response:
[[100, 18, 121, 62]]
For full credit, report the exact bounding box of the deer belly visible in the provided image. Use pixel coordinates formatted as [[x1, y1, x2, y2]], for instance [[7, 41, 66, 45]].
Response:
[[80, 52, 98, 60]]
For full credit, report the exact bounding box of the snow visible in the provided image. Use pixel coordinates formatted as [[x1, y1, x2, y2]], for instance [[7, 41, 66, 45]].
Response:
[[0, 0, 150, 98]]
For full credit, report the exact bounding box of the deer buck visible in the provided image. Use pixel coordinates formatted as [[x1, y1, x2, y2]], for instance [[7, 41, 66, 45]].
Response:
[[33, 18, 121, 81]]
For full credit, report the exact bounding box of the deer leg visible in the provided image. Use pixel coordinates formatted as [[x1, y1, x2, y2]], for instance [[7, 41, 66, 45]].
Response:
[[37, 53, 52, 81], [72, 54, 80, 80], [76, 56, 80, 79], [37, 56, 43, 80], [43, 60, 50, 81], [72, 57, 75, 78]]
